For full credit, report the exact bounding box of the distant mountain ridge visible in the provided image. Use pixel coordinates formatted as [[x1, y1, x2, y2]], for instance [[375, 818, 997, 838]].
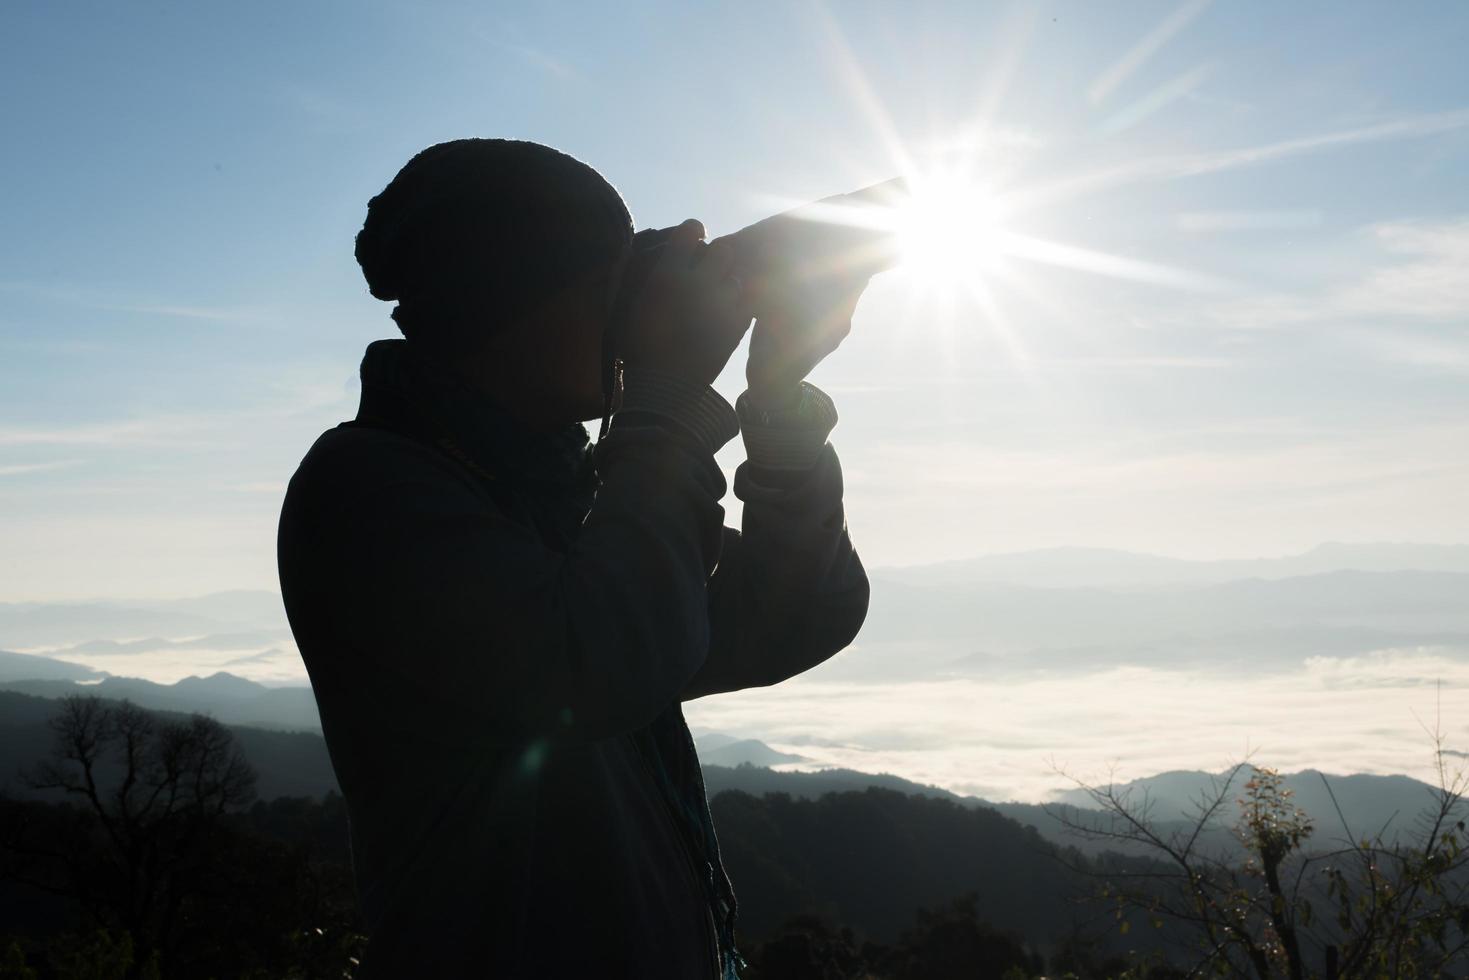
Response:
[[0, 689, 1129, 955], [4, 542, 1464, 686], [1, 687, 1451, 868], [3, 542, 1464, 810], [0, 651, 319, 731], [5, 660, 1453, 858], [875, 542, 1469, 590], [4, 542, 1463, 648], [695, 735, 807, 767], [1052, 766, 1452, 842], [847, 567, 1469, 679], [0, 649, 102, 683]]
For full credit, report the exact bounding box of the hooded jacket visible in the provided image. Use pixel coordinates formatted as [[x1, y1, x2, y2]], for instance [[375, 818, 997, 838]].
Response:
[[277, 339, 868, 978]]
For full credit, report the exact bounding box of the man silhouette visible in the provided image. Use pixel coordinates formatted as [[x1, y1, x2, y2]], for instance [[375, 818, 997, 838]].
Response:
[[278, 139, 870, 978]]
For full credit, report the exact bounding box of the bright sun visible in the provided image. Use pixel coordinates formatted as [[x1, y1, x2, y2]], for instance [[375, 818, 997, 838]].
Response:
[[763, 152, 1216, 353], [892, 174, 1010, 287]]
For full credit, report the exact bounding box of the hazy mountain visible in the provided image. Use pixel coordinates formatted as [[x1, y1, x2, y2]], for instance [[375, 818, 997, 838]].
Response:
[[4, 543, 1463, 815], [862, 570, 1469, 646], [0, 669, 320, 731], [0, 649, 102, 683], [697, 738, 807, 767], [878, 543, 1469, 591], [171, 671, 281, 702], [697, 762, 1457, 862], [6, 546, 1464, 688], [840, 568, 1469, 680], [710, 785, 1101, 946], [1053, 767, 1452, 844], [3, 685, 1449, 867], [694, 732, 744, 751], [704, 763, 968, 801]]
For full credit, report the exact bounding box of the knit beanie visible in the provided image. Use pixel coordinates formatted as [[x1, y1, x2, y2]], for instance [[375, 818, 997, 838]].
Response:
[[355, 139, 635, 348]]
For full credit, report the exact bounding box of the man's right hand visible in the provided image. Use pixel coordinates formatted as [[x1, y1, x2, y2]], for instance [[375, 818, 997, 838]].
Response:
[[619, 219, 753, 389]]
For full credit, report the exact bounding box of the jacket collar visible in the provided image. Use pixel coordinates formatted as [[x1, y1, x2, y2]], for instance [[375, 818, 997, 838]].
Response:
[[355, 339, 593, 490]]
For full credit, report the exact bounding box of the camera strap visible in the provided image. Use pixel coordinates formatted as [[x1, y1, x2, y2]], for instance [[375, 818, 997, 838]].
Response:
[[598, 232, 672, 442]]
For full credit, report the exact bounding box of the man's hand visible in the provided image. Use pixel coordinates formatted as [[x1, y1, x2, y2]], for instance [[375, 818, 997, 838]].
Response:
[[744, 275, 869, 412], [731, 180, 902, 411], [619, 219, 753, 389]]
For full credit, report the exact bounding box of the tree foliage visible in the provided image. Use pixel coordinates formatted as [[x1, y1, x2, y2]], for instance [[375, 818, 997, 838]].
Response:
[[0, 696, 361, 980], [1052, 746, 1469, 978], [741, 896, 1043, 980]]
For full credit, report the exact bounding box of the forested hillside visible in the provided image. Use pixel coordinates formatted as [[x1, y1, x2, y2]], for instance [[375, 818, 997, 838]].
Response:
[[0, 694, 1160, 977], [4, 693, 1465, 976]]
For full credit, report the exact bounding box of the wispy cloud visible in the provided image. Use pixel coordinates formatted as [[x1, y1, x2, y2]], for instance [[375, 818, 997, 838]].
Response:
[[474, 21, 582, 81], [1355, 332, 1469, 375], [507, 44, 578, 80], [0, 281, 265, 326], [228, 481, 288, 494], [1202, 216, 1469, 331], [0, 459, 83, 476], [274, 82, 371, 134], [0, 417, 212, 448], [1336, 219, 1469, 321], [1302, 648, 1468, 690], [0, 375, 351, 448], [111, 304, 257, 323]]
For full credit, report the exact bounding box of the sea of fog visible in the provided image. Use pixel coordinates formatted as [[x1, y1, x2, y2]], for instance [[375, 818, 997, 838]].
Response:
[[686, 644, 1469, 803], [40, 635, 1465, 804], [15, 639, 308, 688]]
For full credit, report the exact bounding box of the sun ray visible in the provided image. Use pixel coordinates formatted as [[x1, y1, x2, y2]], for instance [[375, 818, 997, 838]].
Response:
[[972, 4, 1038, 127], [1006, 109, 1469, 214], [986, 259, 1075, 332], [1098, 63, 1213, 136], [777, 174, 1223, 296], [998, 232, 1228, 291], [808, 0, 917, 179], [1088, 0, 1212, 105], [962, 275, 1032, 371]]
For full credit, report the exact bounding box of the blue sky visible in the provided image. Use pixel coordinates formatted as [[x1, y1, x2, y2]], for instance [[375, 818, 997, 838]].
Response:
[[3, 0, 1468, 600]]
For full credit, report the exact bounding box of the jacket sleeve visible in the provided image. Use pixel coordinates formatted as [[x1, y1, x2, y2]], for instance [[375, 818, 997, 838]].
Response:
[[281, 416, 731, 742], [685, 440, 870, 700]]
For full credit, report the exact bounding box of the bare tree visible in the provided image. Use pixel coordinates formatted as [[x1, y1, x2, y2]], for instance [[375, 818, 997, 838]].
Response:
[[12, 695, 257, 975], [1050, 744, 1469, 978]]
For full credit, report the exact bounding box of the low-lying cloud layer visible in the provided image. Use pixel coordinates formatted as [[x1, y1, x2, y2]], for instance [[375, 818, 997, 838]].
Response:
[[6, 546, 1466, 802], [686, 646, 1469, 803]]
